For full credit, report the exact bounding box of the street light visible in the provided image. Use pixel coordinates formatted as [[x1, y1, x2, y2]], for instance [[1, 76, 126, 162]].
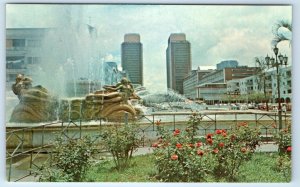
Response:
[[265, 46, 288, 130]]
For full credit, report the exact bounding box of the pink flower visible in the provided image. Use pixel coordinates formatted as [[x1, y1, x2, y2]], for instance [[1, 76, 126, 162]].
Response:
[[213, 148, 219, 154], [197, 150, 204, 156], [195, 142, 202, 147], [215, 129, 222, 134], [171, 154, 178, 160], [152, 143, 159, 148], [206, 138, 213, 145], [287, 146, 292, 152]]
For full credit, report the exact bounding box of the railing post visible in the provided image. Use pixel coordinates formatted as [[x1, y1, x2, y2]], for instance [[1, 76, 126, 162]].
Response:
[[152, 115, 155, 131], [214, 113, 217, 130], [79, 119, 82, 138], [173, 114, 176, 130], [124, 112, 128, 125], [8, 157, 12, 182], [42, 125, 45, 147]]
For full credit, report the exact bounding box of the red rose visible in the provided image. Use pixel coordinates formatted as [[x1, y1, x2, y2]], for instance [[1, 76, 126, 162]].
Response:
[[207, 138, 213, 145], [176, 143, 182, 149], [196, 142, 202, 147], [241, 147, 247, 153], [218, 142, 225, 148], [215, 129, 222, 134], [287, 146, 292, 152], [213, 148, 219, 154], [222, 129, 227, 133], [173, 129, 180, 136], [206, 133, 213, 139], [171, 154, 178, 160], [197, 150, 204, 156]]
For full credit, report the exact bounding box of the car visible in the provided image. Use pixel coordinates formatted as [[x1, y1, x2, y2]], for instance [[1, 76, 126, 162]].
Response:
[[247, 103, 255, 109]]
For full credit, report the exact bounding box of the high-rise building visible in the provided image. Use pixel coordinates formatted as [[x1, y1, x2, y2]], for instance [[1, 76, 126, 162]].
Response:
[[166, 33, 191, 94], [121, 34, 143, 86]]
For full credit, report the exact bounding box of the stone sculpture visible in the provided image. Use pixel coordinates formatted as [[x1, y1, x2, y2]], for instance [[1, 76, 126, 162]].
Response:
[[10, 74, 57, 123]]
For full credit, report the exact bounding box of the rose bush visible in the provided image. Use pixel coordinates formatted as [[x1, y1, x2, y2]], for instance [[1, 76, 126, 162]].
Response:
[[153, 115, 215, 182], [274, 122, 292, 182], [153, 115, 261, 182], [210, 123, 260, 181]]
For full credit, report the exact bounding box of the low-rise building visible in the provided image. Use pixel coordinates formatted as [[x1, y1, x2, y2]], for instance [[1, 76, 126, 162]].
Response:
[[183, 66, 215, 99]]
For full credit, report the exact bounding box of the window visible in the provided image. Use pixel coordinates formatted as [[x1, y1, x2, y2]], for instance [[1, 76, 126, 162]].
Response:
[[12, 39, 26, 47], [27, 39, 41, 47], [27, 57, 40, 64]]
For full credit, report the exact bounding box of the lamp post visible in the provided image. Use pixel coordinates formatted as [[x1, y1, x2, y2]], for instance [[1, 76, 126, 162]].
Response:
[[265, 46, 288, 130]]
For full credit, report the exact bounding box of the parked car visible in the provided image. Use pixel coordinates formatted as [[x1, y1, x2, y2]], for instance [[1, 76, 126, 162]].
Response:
[[247, 103, 255, 109]]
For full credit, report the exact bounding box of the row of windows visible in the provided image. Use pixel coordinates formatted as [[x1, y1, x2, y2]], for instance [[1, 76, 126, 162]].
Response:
[[6, 39, 42, 48]]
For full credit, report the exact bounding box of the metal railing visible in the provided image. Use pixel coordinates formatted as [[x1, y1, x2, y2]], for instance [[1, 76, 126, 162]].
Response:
[[6, 111, 291, 182]]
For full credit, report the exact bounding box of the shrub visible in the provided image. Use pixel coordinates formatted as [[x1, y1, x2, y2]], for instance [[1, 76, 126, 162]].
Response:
[[37, 136, 95, 182], [101, 124, 140, 170], [153, 116, 261, 182], [211, 122, 260, 181], [153, 115, 215, 182], [274, 122, 292, 182]]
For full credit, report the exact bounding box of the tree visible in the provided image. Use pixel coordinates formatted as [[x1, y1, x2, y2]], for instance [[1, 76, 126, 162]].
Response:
[[254, 57, 270, 111], [272, 20, 292, 47]]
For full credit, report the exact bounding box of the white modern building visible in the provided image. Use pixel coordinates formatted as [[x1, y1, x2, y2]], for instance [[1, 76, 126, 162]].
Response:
[[227, 66, 292, 103]]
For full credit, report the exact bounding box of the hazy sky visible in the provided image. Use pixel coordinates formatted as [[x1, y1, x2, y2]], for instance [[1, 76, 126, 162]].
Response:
[[6, 4, 292, 92]]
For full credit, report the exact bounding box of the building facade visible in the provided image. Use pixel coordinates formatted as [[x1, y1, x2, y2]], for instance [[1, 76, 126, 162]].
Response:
[[121, 34, 143, 86], [166, 33, 191, 94], [183, 70, 197, 99], [197, 66, 258, 103], [216, 60, 238, 70], [226, 66, 292, 103], [183, 66, 215, 99], [6, 28, 48, 86]]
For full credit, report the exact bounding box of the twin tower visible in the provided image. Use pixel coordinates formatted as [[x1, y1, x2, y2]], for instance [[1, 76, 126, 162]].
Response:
[[121, 33, 191, 94]]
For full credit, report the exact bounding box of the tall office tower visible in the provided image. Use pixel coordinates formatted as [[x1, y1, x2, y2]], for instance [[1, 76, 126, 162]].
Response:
[[166, 33, 191, 94], [121, 34, 143, 86]]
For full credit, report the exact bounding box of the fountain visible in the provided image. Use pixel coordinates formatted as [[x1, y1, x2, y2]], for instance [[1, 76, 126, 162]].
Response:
[[10, 76, 142, 122], [138, 88, 206, 112]]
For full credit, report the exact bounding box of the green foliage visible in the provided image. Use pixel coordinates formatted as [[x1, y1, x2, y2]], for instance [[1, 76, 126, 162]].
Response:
[[275, 122, 292, 155], [153, 114, 214, 182], [211, 122, 261, 181], [153, 115, 261, 182], [273, 122, 292, 182], [101, 124, 141, 170], [37, 136, 95, 182]]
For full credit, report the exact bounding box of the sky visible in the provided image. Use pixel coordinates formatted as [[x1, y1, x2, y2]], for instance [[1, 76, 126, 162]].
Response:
[[6, 4, 292, 92]]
